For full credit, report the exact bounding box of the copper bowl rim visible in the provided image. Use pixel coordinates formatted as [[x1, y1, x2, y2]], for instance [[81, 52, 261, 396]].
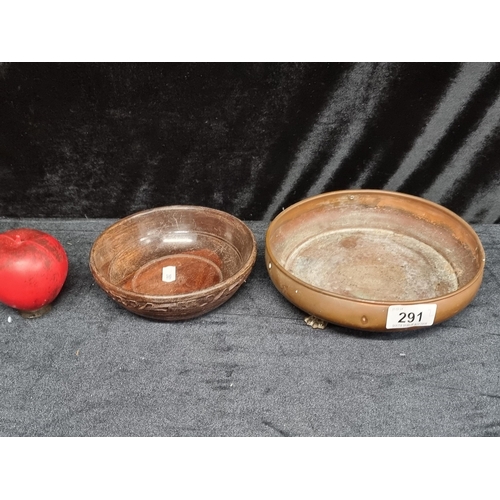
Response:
[[90, 205, 257, 301], [265, 189, 486, 306]]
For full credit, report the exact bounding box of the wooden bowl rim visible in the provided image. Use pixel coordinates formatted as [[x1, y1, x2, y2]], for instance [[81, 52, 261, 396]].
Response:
[[90, 205, 257, 301]]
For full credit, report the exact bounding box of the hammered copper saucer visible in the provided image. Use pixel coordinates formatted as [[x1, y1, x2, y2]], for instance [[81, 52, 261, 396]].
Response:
[[265, 190, 485, 332], [90, 206, 257, 320]]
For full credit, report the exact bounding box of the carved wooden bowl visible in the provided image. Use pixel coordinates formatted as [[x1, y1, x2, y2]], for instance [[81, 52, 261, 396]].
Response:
[[90, 206, 257, 320], [265, 190, 485, 332]]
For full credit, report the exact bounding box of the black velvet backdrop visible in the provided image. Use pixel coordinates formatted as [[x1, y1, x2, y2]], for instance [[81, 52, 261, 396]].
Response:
[[1, 62, 500, 222]]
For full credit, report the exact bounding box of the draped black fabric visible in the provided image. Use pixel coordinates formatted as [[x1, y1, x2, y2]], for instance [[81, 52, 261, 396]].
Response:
[[1, 62, 500, 222]]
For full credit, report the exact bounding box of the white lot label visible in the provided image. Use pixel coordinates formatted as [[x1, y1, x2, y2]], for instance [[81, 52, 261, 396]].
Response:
[[162, 266, 176, 283], [386, 304, 437, 329]]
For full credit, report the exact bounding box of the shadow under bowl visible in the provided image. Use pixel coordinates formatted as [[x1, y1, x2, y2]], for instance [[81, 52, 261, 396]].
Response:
[[90, 206, 257, 320], [265, 190, 485, 332]]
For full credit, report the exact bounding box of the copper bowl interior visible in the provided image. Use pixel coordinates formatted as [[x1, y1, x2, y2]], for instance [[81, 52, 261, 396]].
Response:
[[90, 206, 257, 320], [265, 190, 485, 331]]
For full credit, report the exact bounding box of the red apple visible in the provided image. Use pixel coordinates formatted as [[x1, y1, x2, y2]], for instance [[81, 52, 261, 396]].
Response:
[[0, 228, 68, 312]]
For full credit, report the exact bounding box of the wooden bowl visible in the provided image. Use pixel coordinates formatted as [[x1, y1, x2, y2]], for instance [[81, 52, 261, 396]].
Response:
[[90, 206, 257, 320], [265, 190, 485, 332]]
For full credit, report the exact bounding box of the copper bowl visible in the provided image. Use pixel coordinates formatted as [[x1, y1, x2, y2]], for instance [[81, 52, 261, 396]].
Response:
[[90, 206, 257, 320], [265, 190, 485, 332]]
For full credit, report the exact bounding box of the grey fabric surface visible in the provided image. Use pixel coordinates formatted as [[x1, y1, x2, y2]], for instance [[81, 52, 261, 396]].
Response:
[[0, 218, 499, 436]]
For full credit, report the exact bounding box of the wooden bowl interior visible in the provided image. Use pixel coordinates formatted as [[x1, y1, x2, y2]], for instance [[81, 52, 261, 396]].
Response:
[[92, 206, 255, 297]]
